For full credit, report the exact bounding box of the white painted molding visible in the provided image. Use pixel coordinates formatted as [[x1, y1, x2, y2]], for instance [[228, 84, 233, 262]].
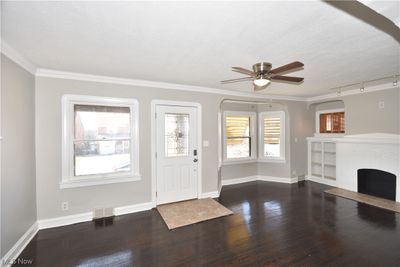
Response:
[[199, 191, 220, 199], [1, 42, 36, 74], [114, 202, 153, 216], [36, 68, 306, 101], [305, 175, 337, 187], [2, 42, 396, 102], [1, 222, 39, 267], [221, 175, 298, 186], [221, 176, 258, 186], [258, 175, 298, 184], [38, 212, 93, 230], [307, 82, 400, 102]]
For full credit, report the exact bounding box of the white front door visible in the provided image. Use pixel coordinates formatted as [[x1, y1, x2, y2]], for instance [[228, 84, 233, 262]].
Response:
[[155, 105, 199, 205]]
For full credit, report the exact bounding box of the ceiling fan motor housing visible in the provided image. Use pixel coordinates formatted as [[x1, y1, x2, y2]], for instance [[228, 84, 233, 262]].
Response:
[[253, 62, 272, 74]]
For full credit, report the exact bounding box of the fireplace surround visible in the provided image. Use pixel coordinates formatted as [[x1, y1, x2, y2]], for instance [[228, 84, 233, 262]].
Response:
[[335, 133, 400, 203]]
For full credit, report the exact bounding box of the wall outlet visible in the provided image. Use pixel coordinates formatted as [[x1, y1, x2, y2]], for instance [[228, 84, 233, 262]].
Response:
[[379, 101, 385, 109], [61, 201, 69, 211]]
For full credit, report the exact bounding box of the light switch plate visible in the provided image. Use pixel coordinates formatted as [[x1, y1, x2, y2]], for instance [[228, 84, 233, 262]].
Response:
[[203, 140, 209, 147], [379, 101, 385, 109]]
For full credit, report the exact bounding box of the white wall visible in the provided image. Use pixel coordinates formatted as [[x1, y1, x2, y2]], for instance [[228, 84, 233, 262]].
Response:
[[1, 55, 37, 258]]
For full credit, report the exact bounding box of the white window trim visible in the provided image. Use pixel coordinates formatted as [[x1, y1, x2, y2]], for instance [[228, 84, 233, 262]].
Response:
[[315, 108, 345, 137], [61, 94, 141, 189], [222, 111, 257, 164], [258, 111, 286, 163]]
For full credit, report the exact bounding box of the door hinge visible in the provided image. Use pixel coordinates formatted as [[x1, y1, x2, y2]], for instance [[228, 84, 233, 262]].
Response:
[[155, 112, 157, 119], [155, 152, 157, 158], [156, 191, 157, 197]]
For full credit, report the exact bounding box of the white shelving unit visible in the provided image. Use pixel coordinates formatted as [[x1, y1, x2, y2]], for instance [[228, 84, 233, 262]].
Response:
[[306, 137, 337, 186]]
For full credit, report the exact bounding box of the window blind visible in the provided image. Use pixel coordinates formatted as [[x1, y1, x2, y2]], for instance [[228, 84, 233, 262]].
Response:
[[264, 117, 281, 145]]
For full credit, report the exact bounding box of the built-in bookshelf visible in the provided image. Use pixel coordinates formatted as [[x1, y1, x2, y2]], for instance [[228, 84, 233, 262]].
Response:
[[307, 137, 337, 186]]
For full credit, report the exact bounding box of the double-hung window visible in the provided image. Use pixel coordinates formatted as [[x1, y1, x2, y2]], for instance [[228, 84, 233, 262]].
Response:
[[61, 95, 140, 188], [223, 111, 256, 162], [259, 111, 285, 162]]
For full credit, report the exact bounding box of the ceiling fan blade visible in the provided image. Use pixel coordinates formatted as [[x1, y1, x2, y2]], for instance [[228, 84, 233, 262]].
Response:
[[232, 67, 257, 77], [270, 61, 304, 74], [221, 77, 254, 83], [271, 75, 304, 82]]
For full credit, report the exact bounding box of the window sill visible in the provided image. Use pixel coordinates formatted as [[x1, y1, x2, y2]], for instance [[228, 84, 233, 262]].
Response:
[[60, 175, 141, 189], [222, 159, 258, 166], [258, 158, 286, 164]]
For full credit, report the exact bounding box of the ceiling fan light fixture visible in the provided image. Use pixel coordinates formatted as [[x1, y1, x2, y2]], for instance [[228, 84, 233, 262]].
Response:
[[253, 78, 270, 87]]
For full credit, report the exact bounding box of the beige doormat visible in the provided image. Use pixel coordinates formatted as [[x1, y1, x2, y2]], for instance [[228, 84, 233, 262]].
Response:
[[325, 188, 400, 213], [156, 198, 233, 229]]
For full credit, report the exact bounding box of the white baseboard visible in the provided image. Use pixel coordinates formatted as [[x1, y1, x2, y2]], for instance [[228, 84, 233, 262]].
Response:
[[199, 191, 220, 199], [38, 212, 93, 230], [221, 176, 258, 186], [114, 202, 153, 216], [305, 175, 337, 187], [221, 175, 298, 187], [258, 175, 298, 184], [1, 222, 38, 267]]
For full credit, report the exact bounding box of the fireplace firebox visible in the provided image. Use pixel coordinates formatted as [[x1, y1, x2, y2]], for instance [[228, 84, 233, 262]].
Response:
[[357, 169, 396, 201]]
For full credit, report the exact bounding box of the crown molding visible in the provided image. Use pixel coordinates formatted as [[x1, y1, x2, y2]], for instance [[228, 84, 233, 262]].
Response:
[[1, 42, 396, 102], [35, 68, 307, 101], [306, 82, 399, 102], [1, 41, 36, 74]]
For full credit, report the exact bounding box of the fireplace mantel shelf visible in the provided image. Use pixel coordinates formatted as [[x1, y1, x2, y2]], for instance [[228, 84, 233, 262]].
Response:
[[333, 133, 400, 145]]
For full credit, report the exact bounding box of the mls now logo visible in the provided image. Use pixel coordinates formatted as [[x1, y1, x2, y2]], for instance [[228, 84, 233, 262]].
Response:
[[4, 258, 33, 265]]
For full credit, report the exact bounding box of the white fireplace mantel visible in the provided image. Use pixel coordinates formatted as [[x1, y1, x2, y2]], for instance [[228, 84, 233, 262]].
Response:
[[335, 133, 400, 202]]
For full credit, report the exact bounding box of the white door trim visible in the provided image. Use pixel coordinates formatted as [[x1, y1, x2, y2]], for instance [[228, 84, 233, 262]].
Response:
[[151, 100, 202, 207]]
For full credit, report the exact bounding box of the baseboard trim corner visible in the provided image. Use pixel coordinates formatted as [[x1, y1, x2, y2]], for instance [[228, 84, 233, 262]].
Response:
[[199, 191, 220, 199], [1, 222, 38, 267], [38, 212, 93, 230]]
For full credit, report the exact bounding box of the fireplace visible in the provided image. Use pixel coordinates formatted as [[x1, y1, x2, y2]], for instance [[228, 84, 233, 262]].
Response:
[[358, 169, 396, 201]]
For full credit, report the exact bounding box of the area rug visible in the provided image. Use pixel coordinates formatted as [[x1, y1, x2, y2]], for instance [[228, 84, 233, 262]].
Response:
[[325, 188, 400, 213], [156, 198, 233, 229]]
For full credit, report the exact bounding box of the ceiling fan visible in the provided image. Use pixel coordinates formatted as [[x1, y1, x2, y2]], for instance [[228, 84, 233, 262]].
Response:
[[221, 61, 304, 91]]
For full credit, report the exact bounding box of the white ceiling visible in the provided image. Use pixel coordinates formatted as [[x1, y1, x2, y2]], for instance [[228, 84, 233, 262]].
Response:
[[2, 1, 399, 97]]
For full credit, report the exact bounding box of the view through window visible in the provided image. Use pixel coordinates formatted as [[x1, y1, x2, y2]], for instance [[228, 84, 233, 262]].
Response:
[[74, 105, 131, 176]]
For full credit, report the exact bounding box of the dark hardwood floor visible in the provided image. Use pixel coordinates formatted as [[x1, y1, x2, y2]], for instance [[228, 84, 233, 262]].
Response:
[[14, 181, 400, 266]]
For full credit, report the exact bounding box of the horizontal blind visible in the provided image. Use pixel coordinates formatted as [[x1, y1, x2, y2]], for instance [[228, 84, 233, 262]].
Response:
[[226, 116, 250, 145], [75, 105, 130, 113], [264, 117, 281, 144]]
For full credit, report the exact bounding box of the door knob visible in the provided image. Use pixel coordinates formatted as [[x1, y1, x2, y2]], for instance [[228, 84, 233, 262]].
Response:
[[193, 158, 198, 162]]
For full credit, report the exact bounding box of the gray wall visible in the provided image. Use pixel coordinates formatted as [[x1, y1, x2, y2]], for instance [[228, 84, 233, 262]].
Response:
[[1, 55, 37, 258], [343, 88, 399, 134], [220, 100, 313, 180], [310, 88, 399, 135], [35, 76, 270, 220]]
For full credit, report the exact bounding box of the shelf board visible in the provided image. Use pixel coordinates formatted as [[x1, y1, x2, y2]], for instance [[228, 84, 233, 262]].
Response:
[[311, 150, 322, 153], [312, 162, 322, 165], [324, 151, 336, 154], [312, 173, 322, 177], [325, 176, 336, 180], [324, 163, 336, 167]]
